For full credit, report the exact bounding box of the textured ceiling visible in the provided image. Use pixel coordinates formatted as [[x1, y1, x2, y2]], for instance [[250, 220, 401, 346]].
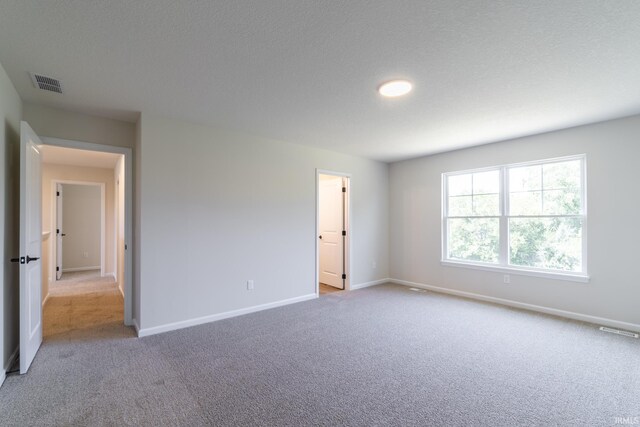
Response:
[[1, 1, 639, 162]]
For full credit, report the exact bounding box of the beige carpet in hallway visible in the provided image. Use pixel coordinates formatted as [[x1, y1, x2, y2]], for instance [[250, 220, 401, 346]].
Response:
[[44, 270, 124, 337]]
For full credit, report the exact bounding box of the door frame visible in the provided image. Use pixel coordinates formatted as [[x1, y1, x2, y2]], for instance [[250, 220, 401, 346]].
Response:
[[40, 137, 133, 326], [315, 169, 351, 296], [51, 180, 106, 280], [19, 121, 43, 374]]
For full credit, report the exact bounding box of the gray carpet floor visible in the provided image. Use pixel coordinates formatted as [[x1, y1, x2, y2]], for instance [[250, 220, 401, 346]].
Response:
[[1, 283, 639, 426]]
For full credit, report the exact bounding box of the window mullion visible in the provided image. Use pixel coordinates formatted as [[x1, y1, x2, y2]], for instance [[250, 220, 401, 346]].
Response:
[[499, 166, 509, 266], [442, 174, 448, 260], [540, 165, 545, 215]]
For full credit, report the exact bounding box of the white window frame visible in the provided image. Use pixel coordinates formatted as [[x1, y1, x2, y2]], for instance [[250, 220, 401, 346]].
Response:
[[441, 154, 588, 283]]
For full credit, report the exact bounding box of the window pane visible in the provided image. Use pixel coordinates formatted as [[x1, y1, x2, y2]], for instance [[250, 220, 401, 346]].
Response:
[[448, 174, 472, 196], [509, 217, 582, 272], [473, 170, 499, 194], [509, 165, 541, 192], [542, 160, 582, 215], [543, 189, 580, 215], [448, 170, 499, 217], [473, 194, 499, 216], [448, 218, 499, 263], [543, 160, 581, 190], [509, 191, 542, 216], [449, 195, 472, 216]]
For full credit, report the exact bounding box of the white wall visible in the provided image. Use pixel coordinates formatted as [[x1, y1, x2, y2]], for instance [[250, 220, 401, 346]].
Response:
[[61, 184, 101, 271], [23, 104, 135, 149], [390, 114, 640, 328], [137, 114, 389, 333], [0, 61, 21, 384]]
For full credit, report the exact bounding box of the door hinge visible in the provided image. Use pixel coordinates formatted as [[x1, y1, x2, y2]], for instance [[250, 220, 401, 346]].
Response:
[[342, 230, 346, 236], [342, 187, 346, 192], [342, 273, 346, 280], [56, 228, 59, 234], [56, 191, 60, 196], [56, 266, 59, 272]]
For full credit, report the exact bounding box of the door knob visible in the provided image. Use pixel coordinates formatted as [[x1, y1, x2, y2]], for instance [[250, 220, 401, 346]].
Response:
[[26, 256, 40, 263]]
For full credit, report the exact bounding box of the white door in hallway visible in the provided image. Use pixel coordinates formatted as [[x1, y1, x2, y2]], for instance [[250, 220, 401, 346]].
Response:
[[19, 121, 43, 374], [56, 183, 63, 280], [319, 175, 345, 289]]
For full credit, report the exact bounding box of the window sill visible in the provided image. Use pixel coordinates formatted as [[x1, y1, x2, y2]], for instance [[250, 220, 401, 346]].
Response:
[[440, 260, 590, 283]]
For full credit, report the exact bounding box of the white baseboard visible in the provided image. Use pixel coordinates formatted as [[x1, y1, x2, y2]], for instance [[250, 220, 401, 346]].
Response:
[[62, 266, 100, 273], [132, 318, 140, 335], [390, 278, 640, 333], [0, 370, 4, 387], [137, 293, 318, 338], [118, 284, 125, 299], [42, 293, 50, 308], [351, 278, 390, 290]]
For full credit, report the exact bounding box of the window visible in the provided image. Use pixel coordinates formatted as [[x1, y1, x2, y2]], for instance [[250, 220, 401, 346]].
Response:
[[442, 155, 587, 280]]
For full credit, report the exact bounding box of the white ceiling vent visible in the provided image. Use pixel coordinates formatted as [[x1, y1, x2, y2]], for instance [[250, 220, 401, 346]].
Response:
[[29, 72, 63, 94], [599, 326, 639, 338]]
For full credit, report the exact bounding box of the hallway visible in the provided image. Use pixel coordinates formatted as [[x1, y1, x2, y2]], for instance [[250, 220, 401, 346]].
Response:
[[44, 271, 124, 337]]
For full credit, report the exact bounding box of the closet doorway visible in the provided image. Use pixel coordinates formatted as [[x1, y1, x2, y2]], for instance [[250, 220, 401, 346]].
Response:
[[317, 171, 350, 295]]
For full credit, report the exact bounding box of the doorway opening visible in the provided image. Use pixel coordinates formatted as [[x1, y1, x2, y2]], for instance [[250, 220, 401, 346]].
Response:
[[53, 182, 105, 281], [18, 122, 133, 374], [41, 145, 127, 337], [316, 171, 350, 296]]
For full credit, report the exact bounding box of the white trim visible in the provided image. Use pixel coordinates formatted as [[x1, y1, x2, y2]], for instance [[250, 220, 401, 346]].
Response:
[[42, 293, 50, 308], [440, 260, 589, 283], [61, 266, 101, 273], [132, 318, 140, 335], [390, 278, 640, 333], [137, 293, 318, 337], [351, 278, 390, 290], [0, 371, 4, 387], [41, 137, 133, 326], [118, 282, 125, 299]]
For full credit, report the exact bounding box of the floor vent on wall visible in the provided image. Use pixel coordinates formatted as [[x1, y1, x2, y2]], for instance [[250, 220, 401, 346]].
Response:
[[599, 326, 639, 338], [408, 287, 427, 293], [30, 72, 63, 94]]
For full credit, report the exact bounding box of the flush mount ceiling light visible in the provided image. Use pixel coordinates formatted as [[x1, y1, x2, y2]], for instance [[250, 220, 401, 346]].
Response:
[[378, 79, 412, 98]]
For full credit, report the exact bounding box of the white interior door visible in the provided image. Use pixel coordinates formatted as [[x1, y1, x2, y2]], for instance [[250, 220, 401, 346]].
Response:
[[19, 121, 43, 374], [56, 183, 63, 280], [319, 175, 345, 289]]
